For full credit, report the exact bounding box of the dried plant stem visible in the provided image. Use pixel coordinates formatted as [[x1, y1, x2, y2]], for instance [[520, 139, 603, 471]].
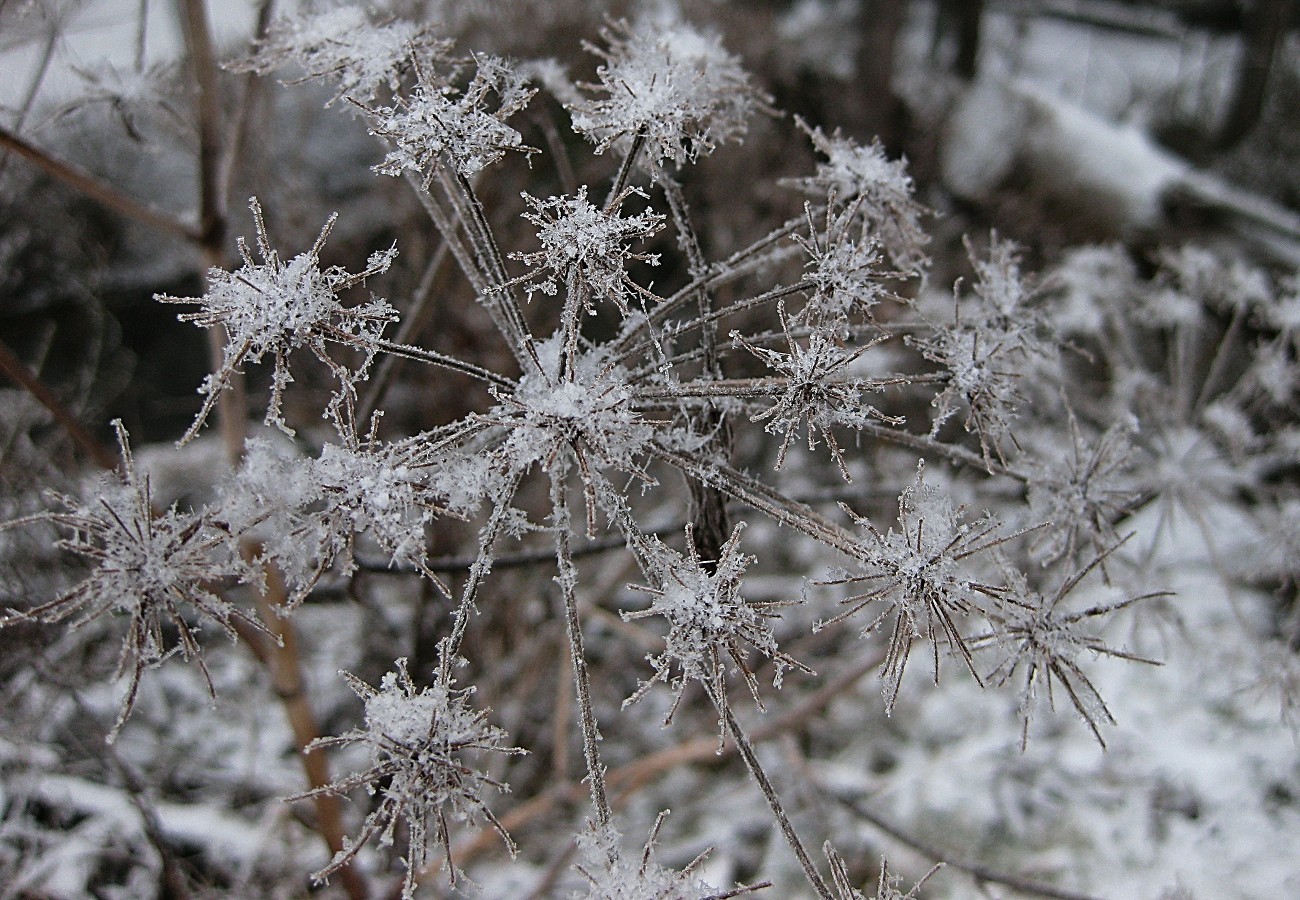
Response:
[[439, 471, 525, 669], [714, 693, 834, 900], [650, 446, 864, 558], [856, 420, 1030, 482], [551, 469, 614, 829], [234, 566, 370, 900], [408, 173, 492, 295], [822, 787, 1104, 900], [358, 240, 453, 423], [177, 0, 227, 249]]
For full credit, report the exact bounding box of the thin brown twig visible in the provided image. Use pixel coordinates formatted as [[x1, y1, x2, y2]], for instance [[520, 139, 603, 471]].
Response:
[[821, 788, 1105, 900], [0, 125, 201, 242], [0, 336, 119, 471], [233, 566, 370, 900]]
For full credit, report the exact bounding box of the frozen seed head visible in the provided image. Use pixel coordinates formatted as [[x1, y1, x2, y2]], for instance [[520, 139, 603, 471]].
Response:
[[0, 422, 265, 739], [623, 524, 808, 722], [574, 814, 767, 900], [790, 121, 928, 272], [296, 660, 522, 897], [974, 550, 1164, 750], [238, 7, 451, 104], [510, 186, 664, 314], [371, 53, 536, 181], [821, 462, 1017, 713], [158, 198, 398, 442], [571, 16, 764, 168]]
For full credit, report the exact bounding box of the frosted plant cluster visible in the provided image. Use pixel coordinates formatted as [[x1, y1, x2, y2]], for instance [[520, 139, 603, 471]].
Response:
[[3, 3, 1298, 899]]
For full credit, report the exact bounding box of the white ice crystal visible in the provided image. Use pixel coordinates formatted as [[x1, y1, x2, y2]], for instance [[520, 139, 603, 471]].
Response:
[[0, 422, 264, 737], [296, 660, 520, 898], [789, 122, 928, 272], [239, 7, 450, 104], [510, 186, 664, 313]]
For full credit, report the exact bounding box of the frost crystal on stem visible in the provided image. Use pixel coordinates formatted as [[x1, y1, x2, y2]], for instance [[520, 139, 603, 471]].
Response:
[[293, 659, 521, 897], [158, 198, 398, 442]]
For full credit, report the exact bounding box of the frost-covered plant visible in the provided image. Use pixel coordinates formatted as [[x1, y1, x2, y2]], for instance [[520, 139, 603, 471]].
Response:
[[818, 463, 1031, 713], [571, 15, 765, 168], [824, 843, 940, 900], [574, 814, 766, 899], [369, 53, 537, 182], [157, 197, 399, 441], [235, 6, 451, 105], [1, 4, 1234, 899], [292, 659, 522, 897], [623, 523, 809, 722], [510, 186, 664, 313], [974, 549, 1165, 749], [786, 120, 929, 273], [0, 422, 265, 738]]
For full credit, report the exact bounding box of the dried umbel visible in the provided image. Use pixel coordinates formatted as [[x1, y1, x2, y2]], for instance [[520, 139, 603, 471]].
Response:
[[571, 15, 766, 168], [0, 5, 1204, 897], [157, 198, 398, 442], [292, 659, 522, 898], [0, 422, 267, 739], [623, 523, 810, 722]]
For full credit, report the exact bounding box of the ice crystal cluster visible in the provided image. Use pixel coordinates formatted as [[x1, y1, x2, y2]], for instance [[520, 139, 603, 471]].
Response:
[[15, 4, 1298, 899]]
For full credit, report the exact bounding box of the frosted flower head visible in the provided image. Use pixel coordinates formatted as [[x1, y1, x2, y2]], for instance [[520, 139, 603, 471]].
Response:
[[790, 122, 928, 271], [734, 302, 899, 480], [797, 202, 889, 325], [623, 524, 807, 720], [296, 660, 522, 896], [571, 17, 764, 168], [911, 312, 1027, 466], [238, 7, 451, 104], [974, 553, 1163, 749], [371, 54, 536, 182], [491, 336, 654, 479], [221, 422, 457, 607], [1026, 414, 1142, 568], [0, 422, 265, 739], [158, 198, 398, 442], [821, 462, 1015, 713], [510, 186, 664, 314]]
